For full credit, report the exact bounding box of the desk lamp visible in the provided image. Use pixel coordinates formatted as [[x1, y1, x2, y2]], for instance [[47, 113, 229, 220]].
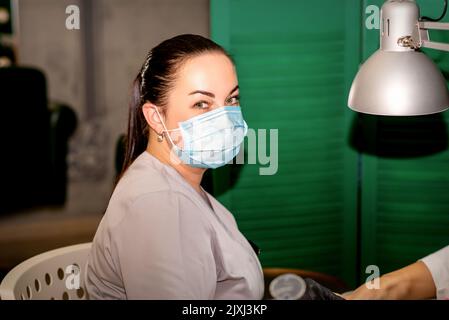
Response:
[[348, 0, 449, 116]]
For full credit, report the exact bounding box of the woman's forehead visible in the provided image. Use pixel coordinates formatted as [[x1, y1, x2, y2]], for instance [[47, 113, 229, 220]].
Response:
[[175, 53, 238, 95]]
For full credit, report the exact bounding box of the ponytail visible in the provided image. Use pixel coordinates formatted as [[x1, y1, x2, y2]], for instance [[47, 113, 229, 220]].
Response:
[[119, 73, 148, 178]]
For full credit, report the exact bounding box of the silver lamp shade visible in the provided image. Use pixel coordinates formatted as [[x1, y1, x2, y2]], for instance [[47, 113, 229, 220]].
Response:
[[348, 0, 449, 116], [348, 50, 449, 116]]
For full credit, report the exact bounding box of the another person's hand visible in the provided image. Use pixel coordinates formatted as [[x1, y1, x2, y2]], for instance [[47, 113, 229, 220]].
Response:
[[344, 261, 436, 300]]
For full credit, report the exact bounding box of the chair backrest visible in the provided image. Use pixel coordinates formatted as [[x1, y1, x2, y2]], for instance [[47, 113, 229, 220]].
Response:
[[0, 243, 92, 300]]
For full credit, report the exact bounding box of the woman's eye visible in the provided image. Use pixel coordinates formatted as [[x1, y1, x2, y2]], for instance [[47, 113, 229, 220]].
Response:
[[227, 95, 240, 106], [193, 101, 210, 109]]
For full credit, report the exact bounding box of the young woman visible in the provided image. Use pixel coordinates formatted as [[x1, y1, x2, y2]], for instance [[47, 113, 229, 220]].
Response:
[[85, 34, 264, 299]]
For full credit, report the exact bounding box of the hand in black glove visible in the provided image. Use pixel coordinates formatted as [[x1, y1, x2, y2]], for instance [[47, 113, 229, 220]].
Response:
[[299, 278, 345, 300]]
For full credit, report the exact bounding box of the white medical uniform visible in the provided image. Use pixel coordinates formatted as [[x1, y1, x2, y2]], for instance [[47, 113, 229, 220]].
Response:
[[421, 245, 449, 300], [85, 151, 264, 299]]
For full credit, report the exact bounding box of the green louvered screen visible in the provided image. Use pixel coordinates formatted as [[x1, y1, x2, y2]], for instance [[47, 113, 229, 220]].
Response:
[[359, 0, 449, 282], [211, 0, 360, 286]]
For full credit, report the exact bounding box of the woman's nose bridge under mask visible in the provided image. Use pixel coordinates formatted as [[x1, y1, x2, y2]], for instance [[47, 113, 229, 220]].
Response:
[[152, 105, 248, 169]]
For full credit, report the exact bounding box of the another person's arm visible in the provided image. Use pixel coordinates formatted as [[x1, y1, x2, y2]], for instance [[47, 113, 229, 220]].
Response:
[[345, 245, 449, 300], [421, 245, 449, 299], [344, 261, 435, 300]]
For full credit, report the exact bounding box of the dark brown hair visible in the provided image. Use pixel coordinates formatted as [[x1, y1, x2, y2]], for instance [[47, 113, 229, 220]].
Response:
[[120, 34, 231, 178]]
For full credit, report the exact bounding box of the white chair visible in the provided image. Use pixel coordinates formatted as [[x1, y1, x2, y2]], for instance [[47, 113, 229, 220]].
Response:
[[0, 243, 92, 300]]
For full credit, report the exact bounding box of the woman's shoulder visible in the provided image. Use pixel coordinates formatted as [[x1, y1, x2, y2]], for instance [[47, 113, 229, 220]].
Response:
[[115, 152, 172, 200], [103, 152, 206, 230]]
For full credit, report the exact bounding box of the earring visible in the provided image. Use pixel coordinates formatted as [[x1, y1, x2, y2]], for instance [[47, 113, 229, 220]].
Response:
[[157, 132, 164, 142]]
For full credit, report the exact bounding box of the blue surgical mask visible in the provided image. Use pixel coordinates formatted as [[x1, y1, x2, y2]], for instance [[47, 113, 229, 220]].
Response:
[[154, 106, 248, 169]]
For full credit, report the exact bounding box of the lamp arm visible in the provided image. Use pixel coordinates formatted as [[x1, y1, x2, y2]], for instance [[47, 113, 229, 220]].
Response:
[[417, 21, 449, 52]]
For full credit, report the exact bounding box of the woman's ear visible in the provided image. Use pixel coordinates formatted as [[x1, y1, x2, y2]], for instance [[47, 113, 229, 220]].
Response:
[[142, 102, 165, 134]]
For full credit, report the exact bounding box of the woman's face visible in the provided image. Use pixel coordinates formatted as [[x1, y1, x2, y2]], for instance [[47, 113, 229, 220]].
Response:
[[163, 52, 240, 132]]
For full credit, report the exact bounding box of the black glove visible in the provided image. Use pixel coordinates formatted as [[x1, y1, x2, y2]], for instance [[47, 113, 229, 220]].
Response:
[[299, 278, 345, 300]]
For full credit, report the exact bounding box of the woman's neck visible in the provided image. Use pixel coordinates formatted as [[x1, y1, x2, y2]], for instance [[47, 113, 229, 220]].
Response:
[[146, 143, 206, 195]]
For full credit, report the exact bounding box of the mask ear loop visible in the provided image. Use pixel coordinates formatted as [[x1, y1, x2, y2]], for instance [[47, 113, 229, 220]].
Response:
[[152, 107, 179, 146]]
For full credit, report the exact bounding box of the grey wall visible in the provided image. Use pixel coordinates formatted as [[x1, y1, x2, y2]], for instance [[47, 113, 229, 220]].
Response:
[[17, 0, 210, 215]]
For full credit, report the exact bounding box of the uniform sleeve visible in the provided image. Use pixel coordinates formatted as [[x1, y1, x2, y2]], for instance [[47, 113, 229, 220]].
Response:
[[110, 190, 217, 299], [420, 245, 449, 300]]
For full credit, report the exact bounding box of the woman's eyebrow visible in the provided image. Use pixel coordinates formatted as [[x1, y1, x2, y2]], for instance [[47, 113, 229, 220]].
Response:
[[188, 85, 239, 98], [189, 90, 215, 98], [228, 85, 239, 95]]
